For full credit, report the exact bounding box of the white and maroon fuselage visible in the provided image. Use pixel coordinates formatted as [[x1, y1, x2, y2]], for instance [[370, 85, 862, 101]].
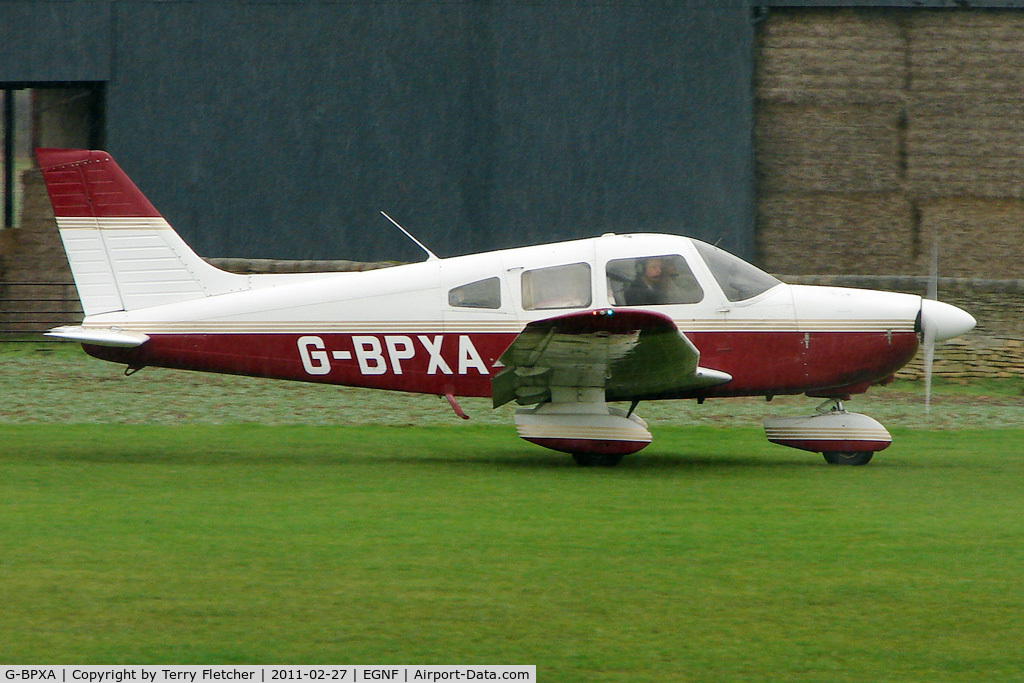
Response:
[[77, 233, 922, 402]]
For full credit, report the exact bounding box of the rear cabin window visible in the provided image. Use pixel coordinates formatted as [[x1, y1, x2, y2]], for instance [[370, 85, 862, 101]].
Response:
[[521, 263, 592, 310], [449, 277, 501, 309], [693, 241, 780, 302], [606, 254, 704, 306]]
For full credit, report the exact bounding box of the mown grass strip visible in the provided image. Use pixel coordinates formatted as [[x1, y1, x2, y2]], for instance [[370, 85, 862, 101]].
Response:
[[2, 425, 1023, 680]]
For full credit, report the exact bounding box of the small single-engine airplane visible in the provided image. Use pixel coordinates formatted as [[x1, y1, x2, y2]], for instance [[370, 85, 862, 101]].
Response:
[[37, 148, 976, 466]]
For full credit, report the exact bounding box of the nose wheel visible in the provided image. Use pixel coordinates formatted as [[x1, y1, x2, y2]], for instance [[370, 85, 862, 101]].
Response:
[[816, 400, 875, 466], [822, 450, 874, 466], [572, 452, 625, 467]]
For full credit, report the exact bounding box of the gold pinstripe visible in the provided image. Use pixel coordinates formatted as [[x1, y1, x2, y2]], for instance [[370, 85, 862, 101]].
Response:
[[56, 217, 171, 229], [517, 425, 653, 442], [765, 428, 891, 441], [80, 319, 916, 335]]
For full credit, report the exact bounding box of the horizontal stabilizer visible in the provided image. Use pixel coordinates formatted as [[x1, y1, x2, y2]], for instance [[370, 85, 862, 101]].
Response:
[[45, 325, 150, 348]]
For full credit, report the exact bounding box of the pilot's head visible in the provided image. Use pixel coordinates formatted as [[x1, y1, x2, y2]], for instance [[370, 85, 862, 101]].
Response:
[[642, 257, 664, 283]]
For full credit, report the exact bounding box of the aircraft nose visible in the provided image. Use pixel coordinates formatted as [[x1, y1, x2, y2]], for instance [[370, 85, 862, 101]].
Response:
[[920, 299, 976, 341]]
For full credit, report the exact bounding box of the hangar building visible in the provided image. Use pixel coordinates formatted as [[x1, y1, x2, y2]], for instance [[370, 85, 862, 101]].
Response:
[[0, 1, 754, 262]]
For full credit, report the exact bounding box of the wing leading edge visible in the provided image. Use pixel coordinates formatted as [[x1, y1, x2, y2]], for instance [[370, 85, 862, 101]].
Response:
[[492, 308, 732, 408]]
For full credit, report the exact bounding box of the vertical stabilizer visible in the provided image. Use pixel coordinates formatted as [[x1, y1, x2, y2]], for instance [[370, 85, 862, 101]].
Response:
[[35, 148, 248, 316]]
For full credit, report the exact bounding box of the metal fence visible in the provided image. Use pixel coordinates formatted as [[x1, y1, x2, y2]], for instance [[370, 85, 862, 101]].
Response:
[[0, 281, 81, 335]]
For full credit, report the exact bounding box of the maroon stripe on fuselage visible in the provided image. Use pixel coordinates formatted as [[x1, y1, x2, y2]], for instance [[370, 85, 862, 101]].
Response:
[[83, 329, 918, 399], [521, 437, 651, 457]]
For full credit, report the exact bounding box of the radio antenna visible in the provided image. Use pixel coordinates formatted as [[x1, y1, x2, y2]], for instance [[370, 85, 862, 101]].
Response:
[[380, 211, 439, 261]]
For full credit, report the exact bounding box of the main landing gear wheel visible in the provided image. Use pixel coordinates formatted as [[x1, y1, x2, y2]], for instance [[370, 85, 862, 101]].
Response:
[[822, 451, 874, 466], [572, 453, 625, 468]]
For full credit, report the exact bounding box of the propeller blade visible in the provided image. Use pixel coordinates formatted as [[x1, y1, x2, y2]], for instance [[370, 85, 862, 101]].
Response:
[[923, 322, 935, 415], [926, 238, 938, 302], [924, 238, 938, 415]]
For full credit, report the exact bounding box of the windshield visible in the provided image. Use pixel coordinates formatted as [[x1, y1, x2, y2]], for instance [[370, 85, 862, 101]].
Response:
[[693, 241, 780, 302]]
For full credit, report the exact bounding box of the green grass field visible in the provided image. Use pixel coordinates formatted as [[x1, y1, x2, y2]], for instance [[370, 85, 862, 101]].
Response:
[[2, 342, 1024, 679]]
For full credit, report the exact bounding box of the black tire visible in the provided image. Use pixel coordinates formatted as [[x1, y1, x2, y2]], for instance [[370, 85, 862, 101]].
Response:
[[572, 453, 625, 467], [822, 451, 874, 466]]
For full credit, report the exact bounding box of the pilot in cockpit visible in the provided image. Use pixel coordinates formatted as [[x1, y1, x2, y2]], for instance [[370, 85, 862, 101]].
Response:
[[623, 256, 676, 306]]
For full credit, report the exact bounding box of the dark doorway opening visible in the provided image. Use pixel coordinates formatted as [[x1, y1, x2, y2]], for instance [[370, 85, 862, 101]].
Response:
[[1, 83, 104, 229], [0, 83, 103, 334]]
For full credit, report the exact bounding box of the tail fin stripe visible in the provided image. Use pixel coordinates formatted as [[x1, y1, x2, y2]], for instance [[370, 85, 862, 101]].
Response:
[[38, 150, 161, 218], [56, 216, 171, 230]]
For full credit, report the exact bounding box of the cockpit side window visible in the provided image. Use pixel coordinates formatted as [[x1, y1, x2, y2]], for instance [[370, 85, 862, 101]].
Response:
[[693, 241, 781, 302], [449, 277, 501, 309], [521, 262, 592, 310], [607, 254, 704, 306]]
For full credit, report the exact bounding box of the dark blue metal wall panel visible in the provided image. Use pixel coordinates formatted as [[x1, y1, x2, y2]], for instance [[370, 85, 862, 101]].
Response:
[[759, 1, 1024, 6], [480, 4, 754, 259], [0, 0, 110, 82], [106, 1, 755, 262], [6, 0, 754, 263]]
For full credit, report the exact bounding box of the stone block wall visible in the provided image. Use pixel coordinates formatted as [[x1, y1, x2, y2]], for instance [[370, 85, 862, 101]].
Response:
[[756, 8, 1024, 281], [0, 168, 82, 333]]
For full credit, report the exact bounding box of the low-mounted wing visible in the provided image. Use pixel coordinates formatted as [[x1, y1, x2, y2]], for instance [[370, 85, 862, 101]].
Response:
[[492, 308, 731, 408]]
